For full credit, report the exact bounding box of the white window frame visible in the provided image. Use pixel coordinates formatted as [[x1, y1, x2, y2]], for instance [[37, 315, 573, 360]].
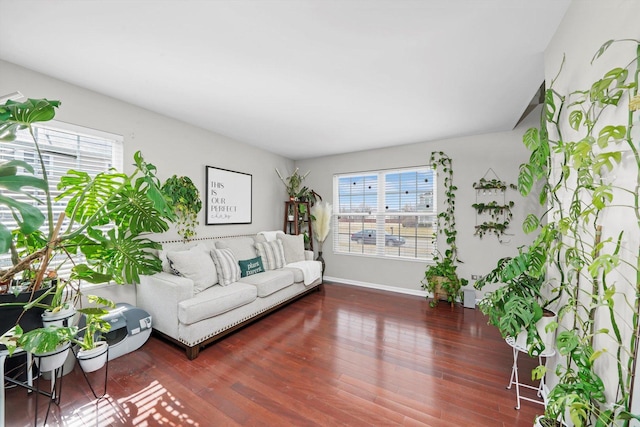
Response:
[[332, 166, 437, 261]]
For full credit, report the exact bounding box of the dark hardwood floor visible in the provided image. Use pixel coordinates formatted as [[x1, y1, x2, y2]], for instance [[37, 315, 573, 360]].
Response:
[[5, 282, 544, 426]]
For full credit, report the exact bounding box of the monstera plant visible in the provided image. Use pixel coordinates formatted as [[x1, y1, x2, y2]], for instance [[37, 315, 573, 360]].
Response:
[[0, 98, 175, 354]]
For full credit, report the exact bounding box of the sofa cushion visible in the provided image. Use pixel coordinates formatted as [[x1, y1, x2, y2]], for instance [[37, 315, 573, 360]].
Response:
[[238, 256, 265, 278], [178, 282, 257, 324], [254, 240, 286, 270], [215, 237, 258, 260], [239, 269, 294, 297], [277, 233, 305, 263], [165, 244, 217, 293], [211, 248, 241, 285]]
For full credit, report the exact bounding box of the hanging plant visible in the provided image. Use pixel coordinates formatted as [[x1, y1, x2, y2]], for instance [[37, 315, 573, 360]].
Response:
[[161, 175, 202, 240]]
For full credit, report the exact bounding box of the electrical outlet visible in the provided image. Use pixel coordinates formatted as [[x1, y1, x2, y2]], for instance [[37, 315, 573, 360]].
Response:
[[471, 274, 480, 280]]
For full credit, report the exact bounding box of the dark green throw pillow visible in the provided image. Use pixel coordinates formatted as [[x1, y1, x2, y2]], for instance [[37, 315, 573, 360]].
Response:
[[238, 256, 265, 278]]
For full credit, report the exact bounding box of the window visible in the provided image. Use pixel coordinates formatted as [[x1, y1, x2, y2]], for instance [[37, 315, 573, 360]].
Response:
[[0, 121, 124, 275], [333, 166, 436, 261]]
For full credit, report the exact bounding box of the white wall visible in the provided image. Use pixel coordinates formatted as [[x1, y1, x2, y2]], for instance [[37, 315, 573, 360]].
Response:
[[1, 59, 295, 302], [296, 109, 543, 296]]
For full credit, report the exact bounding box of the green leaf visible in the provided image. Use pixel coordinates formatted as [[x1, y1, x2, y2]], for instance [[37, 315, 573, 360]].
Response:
[[518, 163, 535, 196], [591, 39, 614, 63], [108, 184, 170, 234], [0, 99, 61, 141], [592, 185, 613, 209], [70, 264, 114, 284], [57, 169, 127, 224], [522, 214, 539, 234], [81, 228, 162, 284], [522, 127, 539, 150], [597, 125, 626, 148], [569, 110, 583, 131], [0, 223, 11, 253], [556, 330, 580, 355], [0, 194, 46, 234], [544, 89, 556, 122], [593, 151, 621, 174]]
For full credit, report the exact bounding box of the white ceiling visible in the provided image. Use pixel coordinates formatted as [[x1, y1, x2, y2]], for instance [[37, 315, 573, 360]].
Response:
[[0, 0, 570, 160]]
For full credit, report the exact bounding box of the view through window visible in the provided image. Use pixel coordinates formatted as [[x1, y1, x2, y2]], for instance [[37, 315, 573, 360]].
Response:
[[332, 166, 436, 261]]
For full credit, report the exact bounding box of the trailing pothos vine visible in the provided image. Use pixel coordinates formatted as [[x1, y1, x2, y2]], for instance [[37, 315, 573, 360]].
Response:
[[495, 39, 640, 426], [161, 175, 202, 240], [430, 152, 459, 262], [421, 152, 467, 307]]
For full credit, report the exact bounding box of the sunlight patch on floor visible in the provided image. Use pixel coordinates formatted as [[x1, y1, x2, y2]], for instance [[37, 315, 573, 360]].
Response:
[[68, 380, 199, 426]]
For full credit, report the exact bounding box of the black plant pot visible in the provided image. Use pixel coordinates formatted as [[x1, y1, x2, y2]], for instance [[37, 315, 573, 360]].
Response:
[[1, 286, 53, 385]]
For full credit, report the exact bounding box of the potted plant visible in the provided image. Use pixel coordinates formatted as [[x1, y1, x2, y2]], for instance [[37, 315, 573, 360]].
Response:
[[421, 255, 467, 307], [474, 251, 556, 356], [161, 175, 202, 240], [275, 168, 310, 200], [0, 98, 176, 365], [421, 152, 467, 307], [534, 416, 567, 427], [75, 295, 115, 372]]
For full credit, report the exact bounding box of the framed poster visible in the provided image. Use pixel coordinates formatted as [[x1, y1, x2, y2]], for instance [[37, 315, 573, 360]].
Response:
[[205, 166, 252, 225]]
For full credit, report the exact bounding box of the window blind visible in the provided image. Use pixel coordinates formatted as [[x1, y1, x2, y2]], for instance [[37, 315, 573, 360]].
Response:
[[333, 166, 436, 261]]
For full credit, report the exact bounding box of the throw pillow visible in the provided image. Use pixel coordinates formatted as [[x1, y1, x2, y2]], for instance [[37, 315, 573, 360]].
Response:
[[166, 244, 218, 293], [211, 248, 241, 285], [277, 233, 305, 263], [238, 256, 265, 278], [254, 240, 286, 270]]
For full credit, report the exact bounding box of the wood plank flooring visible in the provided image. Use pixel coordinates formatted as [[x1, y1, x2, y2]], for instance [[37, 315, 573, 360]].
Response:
[[5, 282, 544, 426]]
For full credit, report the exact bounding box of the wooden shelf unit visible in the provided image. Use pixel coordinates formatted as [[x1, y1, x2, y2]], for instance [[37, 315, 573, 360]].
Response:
[[283, 201, 313, 251]]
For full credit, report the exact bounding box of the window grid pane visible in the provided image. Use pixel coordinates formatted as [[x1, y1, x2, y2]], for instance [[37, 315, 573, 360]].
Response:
[[333, 167, 436, 261]]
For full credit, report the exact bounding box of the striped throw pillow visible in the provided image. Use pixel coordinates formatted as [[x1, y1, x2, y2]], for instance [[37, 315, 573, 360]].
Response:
[[210, 248, 241, 286], [254, 240, 286, 270]]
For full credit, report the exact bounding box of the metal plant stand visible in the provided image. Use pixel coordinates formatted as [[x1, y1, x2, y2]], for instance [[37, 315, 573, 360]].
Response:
[[505, 336, 556, 409], [73, 345, 110, 400]]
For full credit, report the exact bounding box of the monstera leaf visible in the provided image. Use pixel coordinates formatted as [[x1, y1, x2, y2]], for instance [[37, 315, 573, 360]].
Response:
[[0, 98, 60, 142], [0, 160, 47, 253], [57, 169, 127, 226], [80, 228, 162, 284], [107, 183, 171, 235]]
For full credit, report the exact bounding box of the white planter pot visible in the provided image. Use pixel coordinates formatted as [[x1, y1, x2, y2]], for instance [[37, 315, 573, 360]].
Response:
[[34, 342, 71, 372], [77, 341, 108, 373], [515, 310, 557, 355], [534, 415, 567, 427], [42, 306, 76, 328]]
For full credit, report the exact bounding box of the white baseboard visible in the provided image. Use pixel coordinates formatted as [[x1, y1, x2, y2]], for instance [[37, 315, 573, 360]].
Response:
[[322, 275, 429, 298]]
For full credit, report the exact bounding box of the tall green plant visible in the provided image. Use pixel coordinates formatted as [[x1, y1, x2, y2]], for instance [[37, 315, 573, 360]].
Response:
[[422, 152, 466, 306], [506, 40, 640, 426], [0, 98, 176, 290]]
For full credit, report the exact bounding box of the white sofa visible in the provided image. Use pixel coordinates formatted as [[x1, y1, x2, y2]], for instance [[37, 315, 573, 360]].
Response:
[[136, 232, 322, 359]]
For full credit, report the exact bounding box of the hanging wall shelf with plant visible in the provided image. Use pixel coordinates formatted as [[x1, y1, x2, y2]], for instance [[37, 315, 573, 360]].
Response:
[[472, 169, 516, 240], [421, 151, 467, 307], [161, 175, 202, 240]]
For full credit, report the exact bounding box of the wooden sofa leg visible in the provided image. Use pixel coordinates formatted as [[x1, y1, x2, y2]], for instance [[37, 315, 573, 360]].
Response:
[[186, 345, 200, 360]]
